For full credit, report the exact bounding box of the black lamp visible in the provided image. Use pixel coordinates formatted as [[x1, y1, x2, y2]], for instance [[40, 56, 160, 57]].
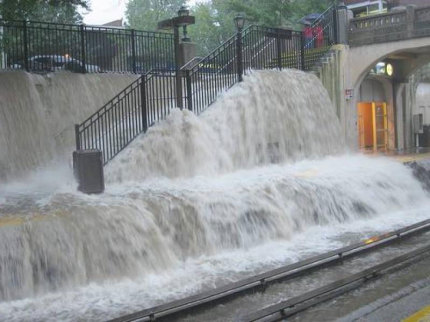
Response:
[[178, 5, 191, 42], [234, 14, 245, 31], [178, 5, 190, 17]]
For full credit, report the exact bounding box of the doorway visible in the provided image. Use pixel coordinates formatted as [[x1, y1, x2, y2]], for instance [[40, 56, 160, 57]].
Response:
[[357, 102, 388, 151]]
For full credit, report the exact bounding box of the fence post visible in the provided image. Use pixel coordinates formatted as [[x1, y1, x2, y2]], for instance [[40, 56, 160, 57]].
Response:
[[131, 29, 137, 73], [276, 30, 282, 71], [174, 26, 183, 109], [80, 24, 86, 73], [332, 7, 339, 44], [406, 5, 416, 38], [75, 124, 81, 150], [300, 32, 306, 71], [236, 28, 243, 82], [140, 74, 148, 132], [186, 70, 192, 112], [23, 20, 29, 72]]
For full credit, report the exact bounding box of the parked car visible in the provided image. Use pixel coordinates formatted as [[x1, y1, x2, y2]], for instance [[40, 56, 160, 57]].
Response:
[[13, 55, 101, 73]]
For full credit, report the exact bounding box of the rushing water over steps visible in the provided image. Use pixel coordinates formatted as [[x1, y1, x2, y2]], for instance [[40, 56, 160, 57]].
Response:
[[0, 71, 429, 318], [106, 70, 344, 181]]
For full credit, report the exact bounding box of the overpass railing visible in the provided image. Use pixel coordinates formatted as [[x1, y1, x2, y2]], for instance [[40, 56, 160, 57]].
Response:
[[349, 5, 430, 46], [0, 19, 175, 74], [75, 18, 340, 166]]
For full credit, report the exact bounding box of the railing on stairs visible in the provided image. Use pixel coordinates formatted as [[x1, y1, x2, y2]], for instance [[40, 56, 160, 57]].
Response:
[[303, 1, 339, 70], [74, 11, 340, 168], [75, 70, 180, 164]]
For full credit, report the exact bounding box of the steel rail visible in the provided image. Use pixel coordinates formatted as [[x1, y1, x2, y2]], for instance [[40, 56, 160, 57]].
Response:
[[243, 244, 430, 322], [108, 218, 430, 322]]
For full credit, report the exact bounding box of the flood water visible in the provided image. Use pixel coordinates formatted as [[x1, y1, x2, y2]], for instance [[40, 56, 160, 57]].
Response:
[[0, 70, 429, 321]]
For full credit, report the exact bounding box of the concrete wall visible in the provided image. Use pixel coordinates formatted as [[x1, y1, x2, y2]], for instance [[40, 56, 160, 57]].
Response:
[[416, 83, 430, 125], [359, 78, 386, 102], [315, 45, 357, 150], [0, 71, 138, 181]]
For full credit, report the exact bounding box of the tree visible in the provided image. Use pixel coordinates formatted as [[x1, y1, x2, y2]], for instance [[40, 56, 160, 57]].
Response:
[[126, 0, 185, 31], [215, 0, 293, 27], [289, 0, 333, 29], [187, 1, 238, 56], [126, 0, 335, 56], [0, 0, 89, 23]]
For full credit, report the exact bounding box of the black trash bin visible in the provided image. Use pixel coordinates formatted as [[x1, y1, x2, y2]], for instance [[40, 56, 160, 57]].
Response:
[[73, 150, 105, 194], [419, 125, 430, 148]]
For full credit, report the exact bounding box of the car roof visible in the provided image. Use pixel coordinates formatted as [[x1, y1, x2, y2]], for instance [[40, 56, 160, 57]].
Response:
[[30, 55, 74, 62]]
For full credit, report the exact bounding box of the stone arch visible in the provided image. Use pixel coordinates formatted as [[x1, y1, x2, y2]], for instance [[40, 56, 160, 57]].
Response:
[[347, 39, 430, 90]]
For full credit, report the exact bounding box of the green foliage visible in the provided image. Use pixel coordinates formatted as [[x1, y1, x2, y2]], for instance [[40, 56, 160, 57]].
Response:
[[126, 0, 186, 31], [126, 0, 334, 56], [0, 0, 89, 23], [289, 0, 333, 28]]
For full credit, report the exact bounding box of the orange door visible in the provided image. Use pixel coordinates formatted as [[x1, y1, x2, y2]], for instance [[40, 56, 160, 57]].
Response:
[[357, 102, 373, 149], [357, 102, 388, 151]]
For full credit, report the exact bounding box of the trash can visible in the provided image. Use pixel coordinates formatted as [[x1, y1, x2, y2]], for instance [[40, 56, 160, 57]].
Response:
[[73, 150, 105, 194], [419, 125, 430, 148]]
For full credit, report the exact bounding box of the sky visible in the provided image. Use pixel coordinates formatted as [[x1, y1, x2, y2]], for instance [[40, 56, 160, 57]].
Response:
[[82, 0, 207, 25]]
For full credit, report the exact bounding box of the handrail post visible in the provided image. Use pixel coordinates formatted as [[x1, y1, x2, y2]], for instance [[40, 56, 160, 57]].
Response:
[[80, 24, 86, 73], [236, 28, 243, 82], [23, 20, 29, 72], [186, 70, 192, 112], [140, 75, 148, 132], [174, 25, 183, 109], [75, 124, 81, 150], [131, 29, 137, 73], [300, 32, 306, 71], [276, 29, 282, 71]]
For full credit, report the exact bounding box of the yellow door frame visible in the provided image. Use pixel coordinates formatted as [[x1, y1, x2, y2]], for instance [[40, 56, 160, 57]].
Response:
[[372, 102, 388, 152], [372, 103, 377, 152]]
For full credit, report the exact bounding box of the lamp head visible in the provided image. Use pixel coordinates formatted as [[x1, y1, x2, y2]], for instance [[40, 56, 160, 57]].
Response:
[[234, 14, 245, 30], [178, 5, 190, 17]]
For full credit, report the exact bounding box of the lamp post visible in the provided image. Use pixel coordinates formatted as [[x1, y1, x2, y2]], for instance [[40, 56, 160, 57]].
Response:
[[158, 7, 195, 109], [178, 5, 191, 42], [234, 14, 245, 82]]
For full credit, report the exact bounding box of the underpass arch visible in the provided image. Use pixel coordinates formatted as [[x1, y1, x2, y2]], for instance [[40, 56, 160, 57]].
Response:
[[345, 39, 430, 151]]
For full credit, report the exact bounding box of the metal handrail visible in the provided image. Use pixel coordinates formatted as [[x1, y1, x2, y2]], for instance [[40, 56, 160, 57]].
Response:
[[311, 0, 337, 27], [75, 10, 339, 165], [75, 70, 156, 164]]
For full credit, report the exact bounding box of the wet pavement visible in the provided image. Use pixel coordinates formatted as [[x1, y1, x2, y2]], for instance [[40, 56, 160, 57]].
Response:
[[291, 253, 430, 322]]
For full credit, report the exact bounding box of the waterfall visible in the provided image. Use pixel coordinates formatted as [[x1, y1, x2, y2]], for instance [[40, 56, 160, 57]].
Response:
[[0, 71, 137, 181], [107, 70, 345, 182], [0, 70, 428, 321]]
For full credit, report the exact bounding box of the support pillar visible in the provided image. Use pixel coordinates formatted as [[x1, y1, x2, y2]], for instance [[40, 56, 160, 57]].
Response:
[[178, 42, 196, 67], [336, 2, 349, 44], [394, 83, 407, 150]]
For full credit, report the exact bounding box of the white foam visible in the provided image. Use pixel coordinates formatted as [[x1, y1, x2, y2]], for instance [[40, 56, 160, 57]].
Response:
[[0, 70, 429, 320]]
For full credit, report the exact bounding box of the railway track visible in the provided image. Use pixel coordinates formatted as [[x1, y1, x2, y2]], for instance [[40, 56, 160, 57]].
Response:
[[109, 219, 430, 322]]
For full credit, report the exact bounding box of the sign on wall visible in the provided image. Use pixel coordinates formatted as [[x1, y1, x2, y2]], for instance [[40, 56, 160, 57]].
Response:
[[345, 89, 354, 100]]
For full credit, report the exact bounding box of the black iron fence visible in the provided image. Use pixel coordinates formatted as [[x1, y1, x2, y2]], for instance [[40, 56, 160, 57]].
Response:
[[75, 7, 340, 166], [0, 19, 175, 74], [75, 71, 181, 164]]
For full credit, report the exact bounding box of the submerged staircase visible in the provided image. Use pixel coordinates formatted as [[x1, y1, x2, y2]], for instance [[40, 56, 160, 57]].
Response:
[[73, 4, 339, 193]]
